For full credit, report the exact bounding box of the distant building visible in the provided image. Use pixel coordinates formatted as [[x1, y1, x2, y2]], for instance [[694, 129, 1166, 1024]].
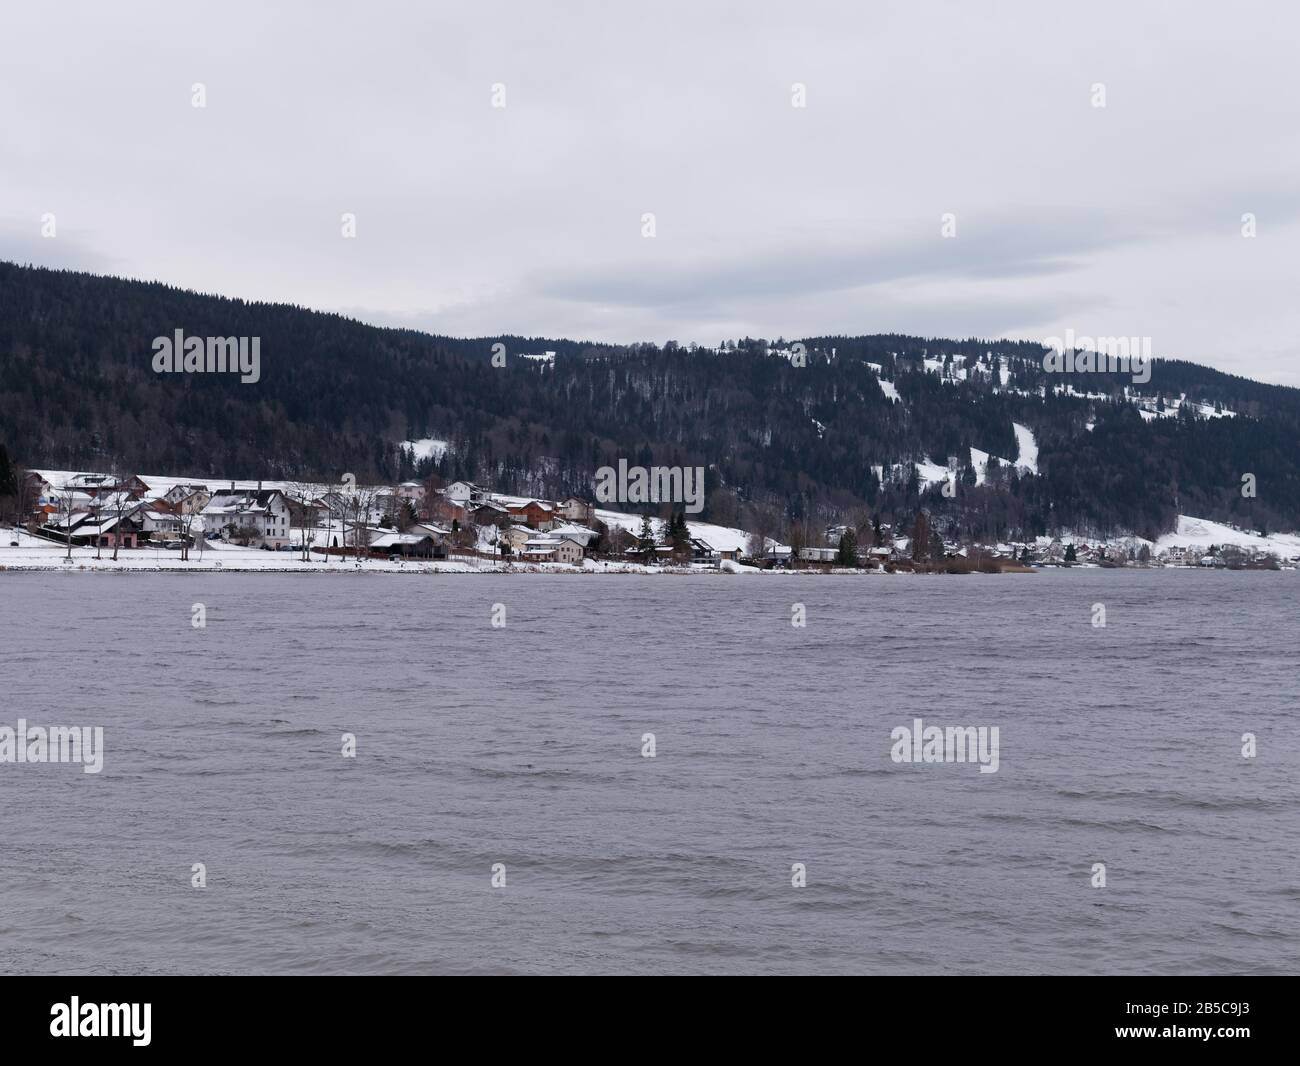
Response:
[[690, 537, 719, 564], [558, 496, 595, 523], [497, 525, 532, 553], [425, 494, 467, 526], [471, 500, 511, 527], [521, 537, 583, 564], [445, 481, 482, 505], [368, 531, 442, 559], [507, 500, 556, 530], [202, 488, 293, 548], [162, 484, 211, 513]]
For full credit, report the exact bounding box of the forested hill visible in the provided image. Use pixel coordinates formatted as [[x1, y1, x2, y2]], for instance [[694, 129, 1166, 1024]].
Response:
[[2, 260, 1299, 541]]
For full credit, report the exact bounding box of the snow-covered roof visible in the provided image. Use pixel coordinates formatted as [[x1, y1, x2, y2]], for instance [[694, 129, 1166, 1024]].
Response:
[[549, 523, 596, 544], [74, 517, 128, 535], [369, 532, 433, 548]]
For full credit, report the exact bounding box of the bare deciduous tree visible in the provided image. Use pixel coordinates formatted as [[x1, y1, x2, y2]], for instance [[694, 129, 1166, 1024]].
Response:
[[284, 482, 321, 562], [106, 483, 136, 562], [178, 503, 199, 561], [348, 485, 379, 562], [57, 482, 77, 561], [743, 502, 779, 561]]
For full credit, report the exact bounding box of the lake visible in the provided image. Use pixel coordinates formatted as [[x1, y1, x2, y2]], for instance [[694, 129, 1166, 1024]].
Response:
[[1, 569, 1296, 974]]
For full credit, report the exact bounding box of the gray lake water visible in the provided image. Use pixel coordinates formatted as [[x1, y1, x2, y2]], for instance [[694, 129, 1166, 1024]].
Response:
[[1, 569, 1297, 975]]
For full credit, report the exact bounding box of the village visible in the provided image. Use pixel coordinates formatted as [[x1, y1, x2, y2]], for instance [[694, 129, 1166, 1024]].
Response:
[[11, 470, 739, 569], [4, 469, 1297, 573]]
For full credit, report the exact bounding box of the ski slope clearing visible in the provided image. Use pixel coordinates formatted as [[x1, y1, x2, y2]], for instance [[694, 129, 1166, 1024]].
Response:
[[1012, 422, 1039, 474]]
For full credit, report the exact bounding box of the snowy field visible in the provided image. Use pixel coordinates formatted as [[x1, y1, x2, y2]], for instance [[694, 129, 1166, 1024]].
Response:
[[0, 529, 751, 575], [592, 508, 763, 555], [1153, 515, 1300, 558]]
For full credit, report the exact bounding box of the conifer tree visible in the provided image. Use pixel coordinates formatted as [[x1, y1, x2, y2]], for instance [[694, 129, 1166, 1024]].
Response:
[[836, 527, 858, 566], [0, 443, 15, 499], [638, 514, 656, 561], [910, 511, 931, 563]]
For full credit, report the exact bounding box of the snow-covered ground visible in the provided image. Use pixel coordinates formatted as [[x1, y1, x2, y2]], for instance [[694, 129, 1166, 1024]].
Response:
[[913, 458, 952, 491], [968, 447, 1011, 486], [0, 531, 772, 576], [398, 438, 449, 463], [1154, 515, 1300, 558], [593, 508, 774, 554], [1131, 391, 1235, 422], [860, 346, 1233, 434], [1012, 422, 1038, 474], [996, 382, 1238, 422], [922, 356, 966, 381], [0, 533, 479, 573], [868, 414, 1036, 492]]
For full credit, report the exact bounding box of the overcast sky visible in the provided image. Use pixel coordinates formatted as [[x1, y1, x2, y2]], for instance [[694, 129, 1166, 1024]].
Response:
[[4, 1, 1300, 384]]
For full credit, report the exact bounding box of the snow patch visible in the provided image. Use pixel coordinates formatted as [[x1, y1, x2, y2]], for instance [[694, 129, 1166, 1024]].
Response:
[[593, 509, 778, 554], [968, 447, 1013, 486], [914, 458, 951, 492], [400, 438, 449, 463], [1012, 422, 1038, 475]]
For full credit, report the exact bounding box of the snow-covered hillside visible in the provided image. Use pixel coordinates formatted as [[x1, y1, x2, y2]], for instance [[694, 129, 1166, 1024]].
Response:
[[1155, 515, 1300, 558], [594, 508, 775, 553], [878, 420, 1038, 494], [859, 348, 1240, 426]]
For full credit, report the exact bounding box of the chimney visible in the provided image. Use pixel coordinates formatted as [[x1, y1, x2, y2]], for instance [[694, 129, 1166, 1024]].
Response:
[[258, 480, 263, 492]]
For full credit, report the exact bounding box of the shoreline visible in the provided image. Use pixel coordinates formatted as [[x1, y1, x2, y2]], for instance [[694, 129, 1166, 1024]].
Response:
[[1, 555, 1291, 576]]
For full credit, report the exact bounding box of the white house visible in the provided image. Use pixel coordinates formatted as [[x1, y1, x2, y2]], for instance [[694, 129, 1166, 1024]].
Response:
[[522, 536, 584, 565], [444, 481, 481, 505], [202, 488, 294, 548], [140, 508, 184, 539], [549, 523, 597, 548], [557, 496, 595, 523]]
